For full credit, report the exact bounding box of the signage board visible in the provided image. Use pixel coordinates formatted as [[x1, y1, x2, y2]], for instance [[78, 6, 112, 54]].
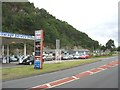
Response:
[[34, 30, 44, 69], [0, 32, 34, 40]]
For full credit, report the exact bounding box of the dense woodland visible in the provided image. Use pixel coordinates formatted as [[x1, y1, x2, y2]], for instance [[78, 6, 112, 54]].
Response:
[[2, 2, 100, 50]]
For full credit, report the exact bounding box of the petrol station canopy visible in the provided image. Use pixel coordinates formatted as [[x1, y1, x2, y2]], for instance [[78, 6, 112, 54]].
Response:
[[0, 32, 34, 44]]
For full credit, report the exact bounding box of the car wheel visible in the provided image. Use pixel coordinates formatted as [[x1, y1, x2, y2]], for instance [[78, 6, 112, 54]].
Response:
[[29, 62, 32, 65]]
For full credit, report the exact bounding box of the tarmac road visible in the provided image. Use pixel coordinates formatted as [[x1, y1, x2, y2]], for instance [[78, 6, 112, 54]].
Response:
[[2, 56, 119, 89], [54, 65, 118, 88]]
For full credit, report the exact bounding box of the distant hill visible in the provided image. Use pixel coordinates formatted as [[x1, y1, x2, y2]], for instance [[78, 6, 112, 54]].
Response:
[[2, 2, 100, 50]]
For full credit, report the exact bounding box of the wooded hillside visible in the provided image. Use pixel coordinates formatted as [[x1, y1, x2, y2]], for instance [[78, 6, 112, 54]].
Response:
[[2, 2, 100, 50]]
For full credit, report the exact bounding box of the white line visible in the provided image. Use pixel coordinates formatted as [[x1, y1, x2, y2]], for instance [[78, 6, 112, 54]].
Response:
[[46, 83, 51, 87], [99, 65, 108, 68], [48, 78, 75, 88], [89, 68, 104, 75], [90, 70, 103, 75], [72, 76, 79, 79], [31, 84, 46, 88], [31, 61, 118, 89], [31, 77, 70, 89], [79, 70, 92, 74], [97, 67, 106, 70]]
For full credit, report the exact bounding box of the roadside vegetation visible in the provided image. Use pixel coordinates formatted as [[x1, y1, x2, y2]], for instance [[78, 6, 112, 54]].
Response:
[[2, 59, 99, 81], [91, 52, 118, 58]]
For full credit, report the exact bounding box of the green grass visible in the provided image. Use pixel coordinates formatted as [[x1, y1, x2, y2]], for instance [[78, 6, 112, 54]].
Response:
[[2, 59, 99, 81], [91, 54, 117, 59]]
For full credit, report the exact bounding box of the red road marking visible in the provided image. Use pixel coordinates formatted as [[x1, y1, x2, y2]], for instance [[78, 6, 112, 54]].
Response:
[[107, 63, 117, 66], [90, 68, 102, 73], [30, 60, 119, 89], [105, 61, 119, 67], [74, 71, 91, 78], [110, 61, 118, 64], [31, 84, 48, 90], [49, 77, 75, 86], [99, 64, 111, 69]]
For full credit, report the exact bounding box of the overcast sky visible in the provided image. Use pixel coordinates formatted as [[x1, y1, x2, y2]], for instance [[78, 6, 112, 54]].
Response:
[[28, 0, 119, 47]]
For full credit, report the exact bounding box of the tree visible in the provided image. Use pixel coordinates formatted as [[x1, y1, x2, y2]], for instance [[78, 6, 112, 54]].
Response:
[[101, 45, 106, 52], [117, 46, 120, 51], [106, 39, 115, 52]]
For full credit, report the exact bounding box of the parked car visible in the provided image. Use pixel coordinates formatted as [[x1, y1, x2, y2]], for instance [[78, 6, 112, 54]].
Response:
[[9, 55, 19, 62], [73, 54, 80, 59], [62, 55, 70, 60], [43, 55, 54, 61], [85, 54, 90, 58], [18, 55, 25, 64], [79, 54, 90, 59], [62, 54, 73, 60], [2, 56, 8, 63], [19, 55, 34, 65], [69, 54, 74, 60]]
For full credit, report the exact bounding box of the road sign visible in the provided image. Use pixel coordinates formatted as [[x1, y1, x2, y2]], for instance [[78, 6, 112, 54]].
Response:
[[55, 39, 61, 63], [56, 39, 60, 49]]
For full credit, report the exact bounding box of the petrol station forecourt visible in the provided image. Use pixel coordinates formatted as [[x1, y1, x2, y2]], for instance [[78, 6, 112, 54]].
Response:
[[0, 31, 34, 64]]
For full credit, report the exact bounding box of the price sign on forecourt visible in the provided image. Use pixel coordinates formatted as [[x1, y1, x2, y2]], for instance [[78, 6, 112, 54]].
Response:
[[34, 30, 44, 69]]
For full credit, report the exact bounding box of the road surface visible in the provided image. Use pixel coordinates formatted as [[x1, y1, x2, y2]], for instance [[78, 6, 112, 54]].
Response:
[[2, 56, 119, 90]]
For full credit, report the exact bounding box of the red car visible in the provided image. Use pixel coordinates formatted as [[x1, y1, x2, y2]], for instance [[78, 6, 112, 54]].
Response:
[[80, 54, 90, 59]]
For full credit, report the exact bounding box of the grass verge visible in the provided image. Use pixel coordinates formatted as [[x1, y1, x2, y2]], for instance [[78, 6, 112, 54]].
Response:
[[1, 59, 99, 81], [91, 54, 117, 59]]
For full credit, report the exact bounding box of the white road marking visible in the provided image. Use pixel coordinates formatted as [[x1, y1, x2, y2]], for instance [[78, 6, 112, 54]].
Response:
[[31, 60, 119, 89], [72, 76, 79, 79]]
